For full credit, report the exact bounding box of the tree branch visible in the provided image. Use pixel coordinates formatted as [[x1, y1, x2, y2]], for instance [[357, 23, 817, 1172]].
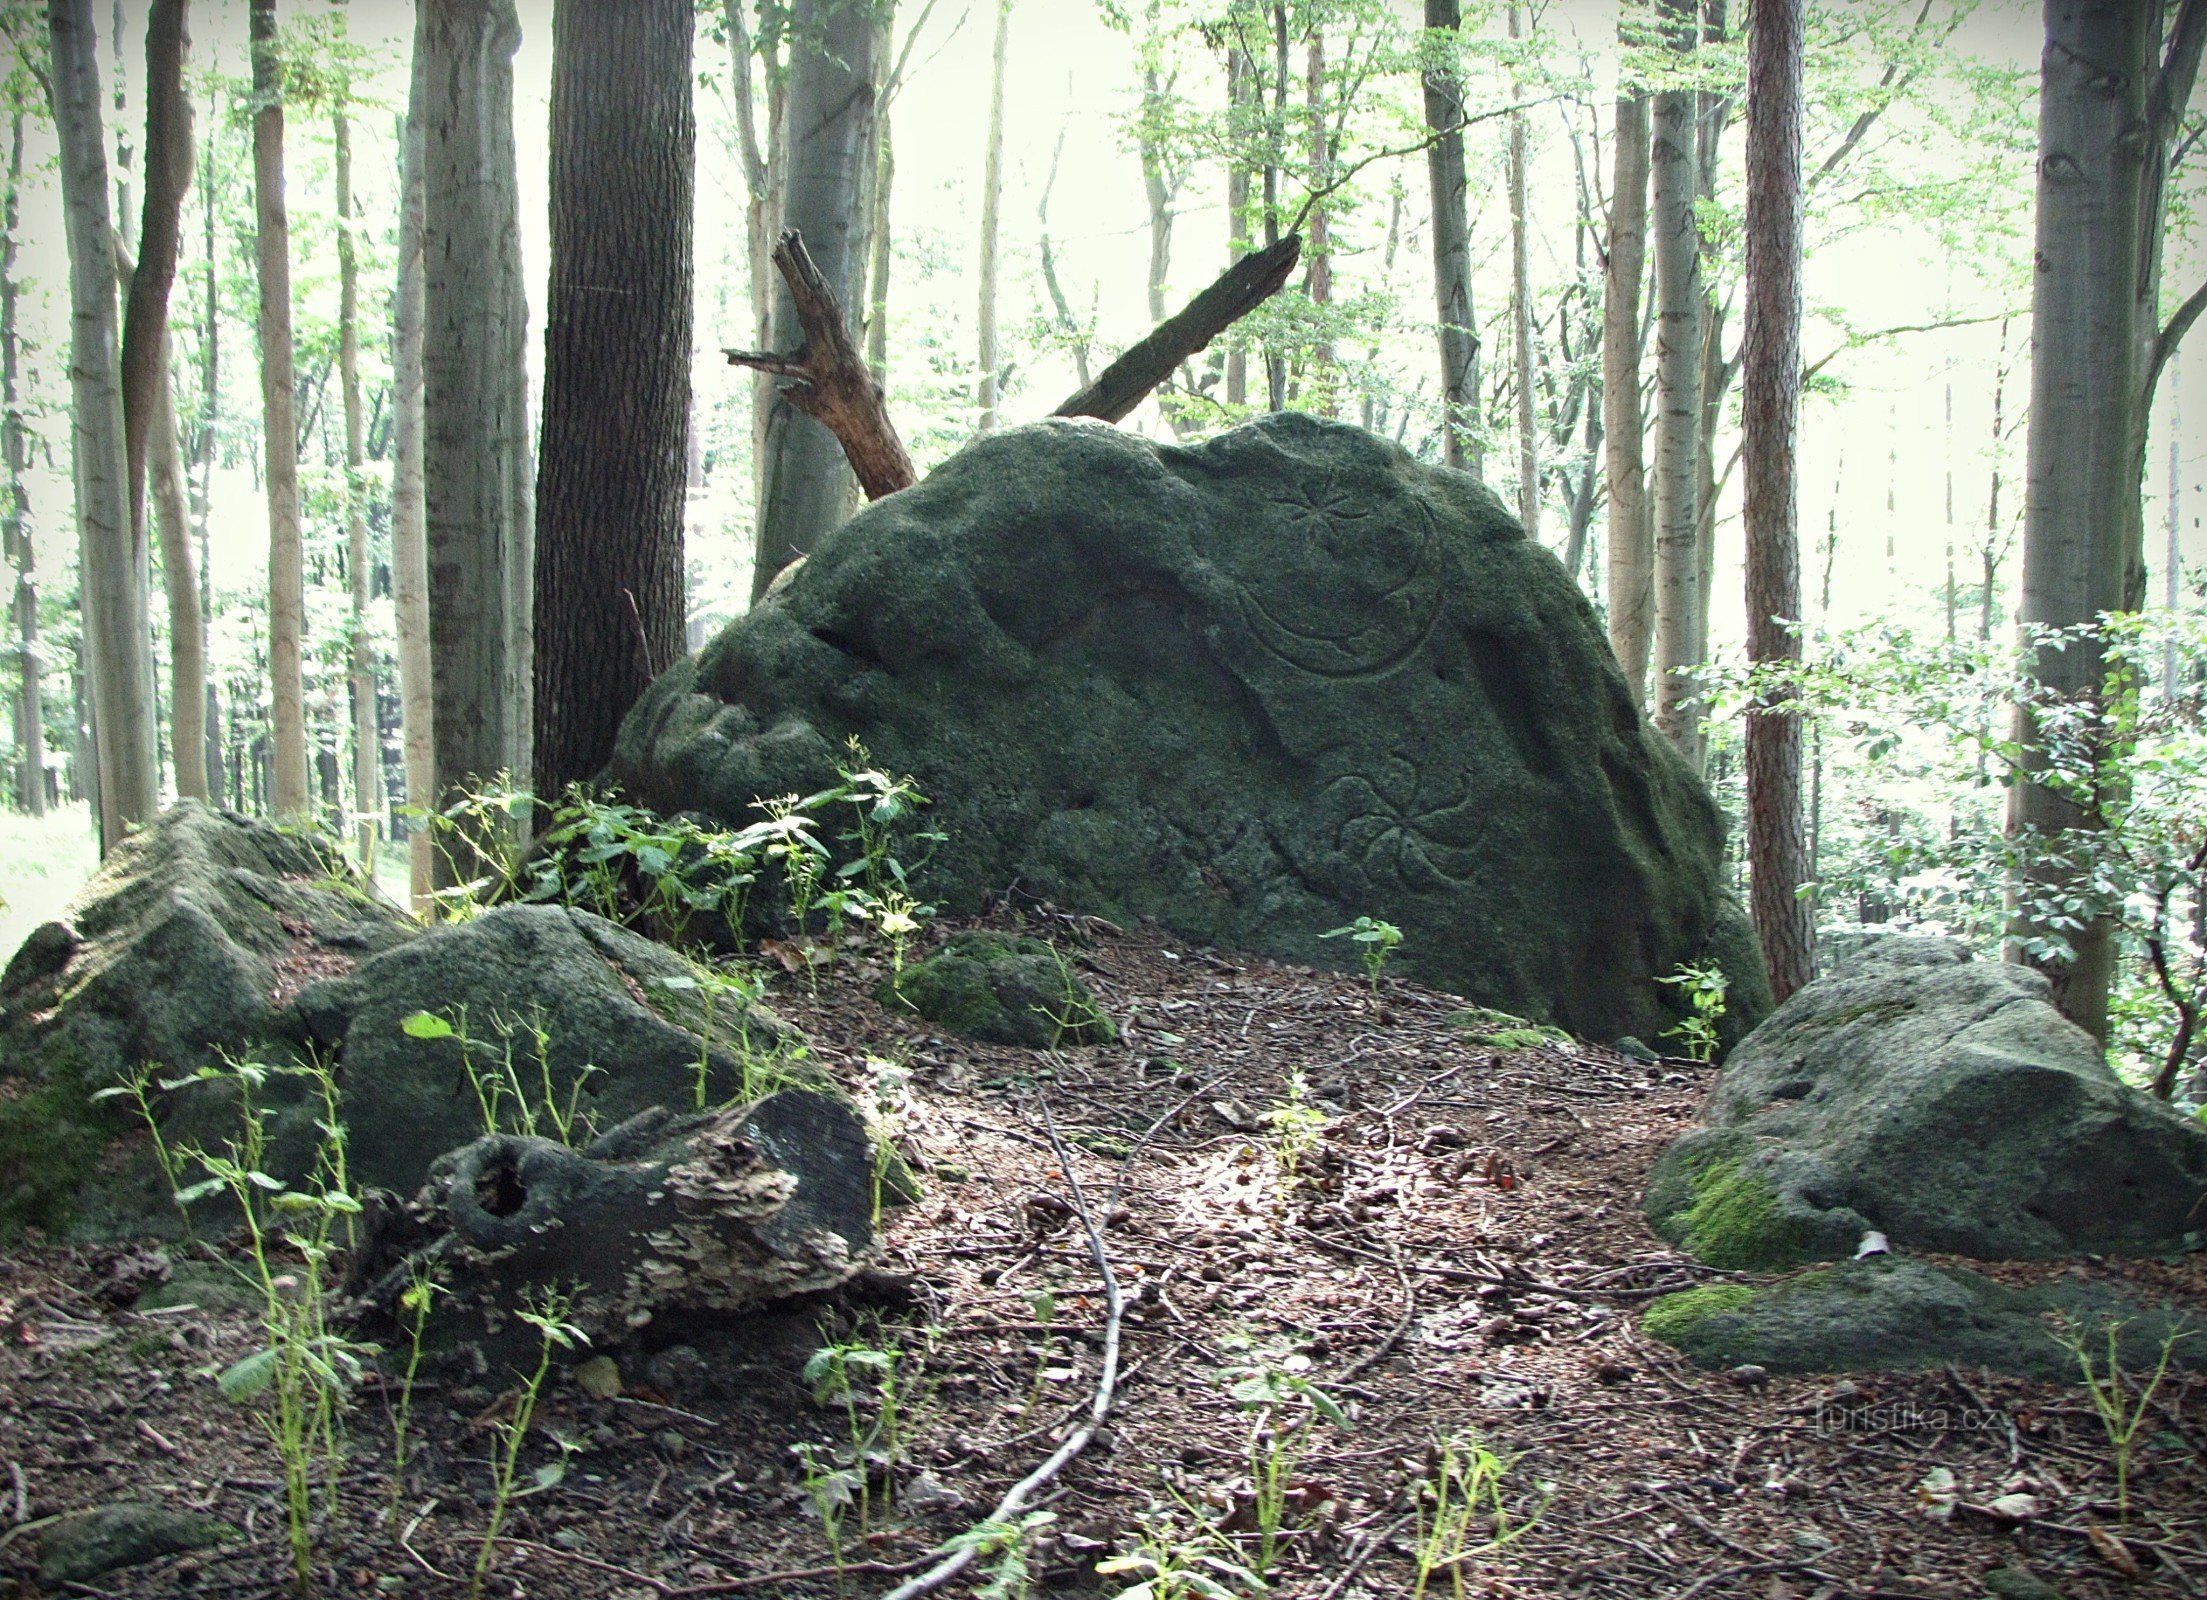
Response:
[[1054, 234, 1302, 423], [2151, 0, 2207, 144], [2147, 272, 2207, 405], [725, 229, 916, 499]]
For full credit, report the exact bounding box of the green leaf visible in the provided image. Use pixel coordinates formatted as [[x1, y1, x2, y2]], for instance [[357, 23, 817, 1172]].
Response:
[[401, 1011, 455, 1040], [218, 1348, 277, 1403]]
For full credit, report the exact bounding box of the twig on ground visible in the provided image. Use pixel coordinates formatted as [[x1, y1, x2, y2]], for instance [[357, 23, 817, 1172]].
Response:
[[877, 1093, 1127, 1600]]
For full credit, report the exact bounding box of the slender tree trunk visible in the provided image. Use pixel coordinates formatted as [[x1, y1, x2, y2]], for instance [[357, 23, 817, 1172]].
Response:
[[1423, 0, 1480, 476], [867, 117, 892, 383], [249, 0, 308, 817], [2006, 0, 2199, 1040], [150, 340, 203, 800], [751, 0, 877, 600], [976, 0, 1010, 431], [1506, 2, 1536, 532], [1264, 2, 1288, 411], [334, 100, 380, 860], [1605, 82, 1653, 702], [1225, 34, 1253, 408], [2167, 356, 2183, 699], [49, 0, 158, 849], [724, 0, 785, 540], [533, 0, 693, 803], [196, 83, 220, 805], [418, 0, 534, 885], [1648, 0, 1703, 761], [1741, 0, 1812, 1001], [117, 0, 187, 549], [392, 86, 433, 912], [3, 111, 44, 815], [1304, 29, 1333, 416]]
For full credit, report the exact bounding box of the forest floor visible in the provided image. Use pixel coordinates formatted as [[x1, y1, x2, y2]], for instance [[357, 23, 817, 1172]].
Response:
[[3, 911, 2207, 1600]]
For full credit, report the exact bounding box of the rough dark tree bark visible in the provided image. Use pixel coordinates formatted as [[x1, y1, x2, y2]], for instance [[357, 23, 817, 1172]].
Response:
[[1423, 0, 1479, 476], [1741, 0, 1813, 1002], [533, 0, 694, 803]]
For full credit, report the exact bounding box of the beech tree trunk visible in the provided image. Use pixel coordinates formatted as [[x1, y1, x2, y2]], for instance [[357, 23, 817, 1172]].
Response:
[[1741, 0, 1813, 1002], [249, 0, 308, 818], [1506, 2, 1536, 533], [49, 0, 158, 850], [148, 338, 202, 802], [4, 111, 44, 815], [723, 0, 786, 535], [1224, 32, 1253, 408], [392, 74, 433, 913], [417, 0, 534, 885], [335, 100, 380, 860], [1423, 0, 1479, 476], [1648, 0, 1704, 763], [195, 84, 221, 806], [976, 0, 1010, 431], [1603, 83, 1652, 701], [533, 0, 694, 803], [2007, 0, 2204, 1040], [1304, 30, 1333, 416], [117, 0, 187, 555], [751, 0, 877, 601]]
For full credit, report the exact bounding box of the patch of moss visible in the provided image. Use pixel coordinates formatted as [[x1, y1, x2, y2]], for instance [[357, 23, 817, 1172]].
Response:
[[1674, 1156, 1813, 1271], [1641, 1284, 1757, 1345], [0, 1066, 127, 1241], [882, 931, 1113, 1048], [1445, 1007, 1572, 1050]]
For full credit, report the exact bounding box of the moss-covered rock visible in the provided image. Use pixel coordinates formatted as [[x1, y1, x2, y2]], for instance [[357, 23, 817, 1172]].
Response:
[[1641, 1257, 2207, 1378], [1645, 937, 2207, 1265], [35, 1503, 237, 1587], [610, 414, 1769, 1045], [880, 931, 1113, 1048], [0, 803, 414, 1240]]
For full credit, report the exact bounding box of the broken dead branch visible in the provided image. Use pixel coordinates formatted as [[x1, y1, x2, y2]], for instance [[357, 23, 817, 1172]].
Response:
[[1053, 234, 1303, 424], [726, 229, 918, 500]]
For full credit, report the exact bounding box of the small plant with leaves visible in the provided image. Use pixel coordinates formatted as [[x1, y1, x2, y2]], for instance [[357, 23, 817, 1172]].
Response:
[[1658, 963, 1729, 1063], [804, 1326, 928, 1535], [90, 1062, 193, 1236], [653, 964, 768, 1109], [1262, 1071, 1328, 1197], [411, 776, 537, 919], [1411, 1429, 1531, 1598], [864, 1055, 915, 1228], [1320, 916, 1403, 995], [1095, 1514, 1267, 1600], [1018, 1285, 1059, 1425], [1219, 1341, 1349, 1577], [387, 1263, 441, 1513], [399, 1006, 602, 1145], [792, 1439, 863, 1589], [2050, 1313, 2193, 1521], [939, 1509, 1058, 1599], [471, 1286, 582, 1600], [164, 1055, 371, 1593]]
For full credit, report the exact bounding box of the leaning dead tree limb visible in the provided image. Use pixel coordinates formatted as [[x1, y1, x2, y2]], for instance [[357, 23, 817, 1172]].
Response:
[[1054, 233, 1302, 423], [727, 228, 918, 499]]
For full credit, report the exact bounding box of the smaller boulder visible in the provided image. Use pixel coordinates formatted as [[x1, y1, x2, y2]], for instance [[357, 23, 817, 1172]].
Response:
[[881, 931, 1113, 1048], [1640, 1256, 2204, 1379], [36, 1504, 236, 1588], [1645, 937, 2207, 1268]]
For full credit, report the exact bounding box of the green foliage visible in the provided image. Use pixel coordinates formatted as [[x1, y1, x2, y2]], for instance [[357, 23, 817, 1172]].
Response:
[[471, 1286, 582, 1600], [1094, 1513, 1267, 1600], [1657, 963, 1728, 1063], [1412, 1429, 1532, 1599], [387, 1263, 440, 1512], [1218, 1339, 1348, 1578], [2048, 1313, 2194, 1523], [938, 1510, 1058, 1600], [1262, 1070, 1328, 1197], [1320, 915, 1402, 994], [398, 1005, 601, 1146], [158, 1054, 371, 1593], [804, 1324, 931, 1540]]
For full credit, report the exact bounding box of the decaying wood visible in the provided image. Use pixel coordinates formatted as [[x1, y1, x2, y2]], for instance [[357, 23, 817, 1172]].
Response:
[[1053, 232, 1302, 424], [727, 228, 918, 500]]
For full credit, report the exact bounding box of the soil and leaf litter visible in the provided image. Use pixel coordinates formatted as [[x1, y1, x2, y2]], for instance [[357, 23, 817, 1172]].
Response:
[[3, 904, 2204, 1599]]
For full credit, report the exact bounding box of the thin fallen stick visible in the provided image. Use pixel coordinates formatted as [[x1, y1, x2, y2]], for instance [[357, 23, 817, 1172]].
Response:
[[666, 1554, 933, 1597], [877, 1093, 1126, 1600]]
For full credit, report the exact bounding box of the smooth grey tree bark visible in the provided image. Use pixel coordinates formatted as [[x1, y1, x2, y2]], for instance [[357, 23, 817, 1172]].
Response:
[[336, 96, 382, 863], [977, 0, 1011, 430], [416, 0, 534, 886], [751, 0, 879, 601], [49, 0, 158, 850], [1647, 0, 1704, 764], [4, 110, 44, 815], [1604, 80, 1652, 701], [1505, 2, 1537, 534], [392, 75, 433, 914], [2007, 0, 2206, 1044]]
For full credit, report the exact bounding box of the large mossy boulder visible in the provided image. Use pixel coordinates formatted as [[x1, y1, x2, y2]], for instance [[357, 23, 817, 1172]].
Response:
[[611, 415, 1768, 1044], [0, 802, 414, 1237], [1642, 1257, 2206, 1378], [1646, 937, 2207, 1270], [881, 930, 1114, 1047], [288, 903, 800, 1195]]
